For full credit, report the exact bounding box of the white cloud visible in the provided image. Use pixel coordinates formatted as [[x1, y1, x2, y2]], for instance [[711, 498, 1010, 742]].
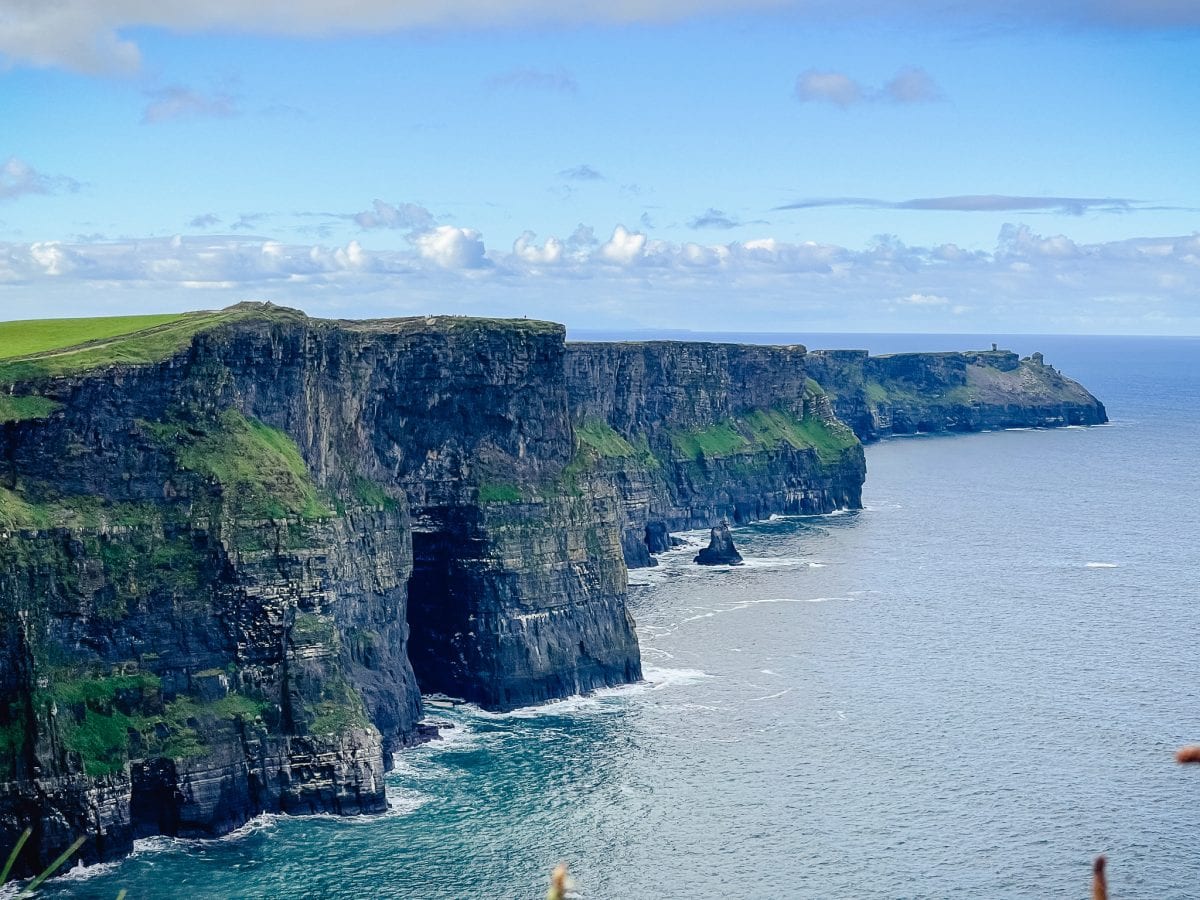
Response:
[[513, 231, 564, 265], [413, 226, 488, 269], [598, 225, 647, 265], [4, 2, 1198, 73], [794, 70, 863, 107], [28, 242, 75, 276], [883, 66, 942, 103], [353, 199, 435, 231], [1, 157, 80, 201], [1, 225, 1198, 334], [795, 67, 943, 107]]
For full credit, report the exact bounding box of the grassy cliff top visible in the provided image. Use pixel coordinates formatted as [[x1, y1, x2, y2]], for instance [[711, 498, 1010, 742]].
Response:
[[0, 306, 273, 384], [344, 314, 563, 336], [0, 303, 564, 385], [0, 313, 192, 360]]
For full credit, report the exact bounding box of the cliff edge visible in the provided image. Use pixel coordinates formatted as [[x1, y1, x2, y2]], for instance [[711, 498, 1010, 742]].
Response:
[[805, 347, 1107, 441]]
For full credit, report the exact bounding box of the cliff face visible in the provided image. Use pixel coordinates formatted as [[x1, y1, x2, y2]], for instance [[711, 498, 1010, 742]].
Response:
[[565, 342, 866, 568], [0, 307, 640, 874], [805, 348, 1107, 441]]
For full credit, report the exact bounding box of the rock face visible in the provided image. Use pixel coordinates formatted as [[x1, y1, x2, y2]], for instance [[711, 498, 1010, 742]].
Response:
[[565, 341, 866, 568], [0, 306, 640, 875], [805, 348, 1107, 441], [694, 523, 743, 566]]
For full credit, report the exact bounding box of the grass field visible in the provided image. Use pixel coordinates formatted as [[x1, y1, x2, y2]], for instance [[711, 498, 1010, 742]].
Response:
[[0, 306, 302, 384], [0, 314, 188, 360]]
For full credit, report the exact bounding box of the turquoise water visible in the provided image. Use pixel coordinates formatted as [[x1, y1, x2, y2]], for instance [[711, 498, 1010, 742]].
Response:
[[42, 335, 1200, 898]]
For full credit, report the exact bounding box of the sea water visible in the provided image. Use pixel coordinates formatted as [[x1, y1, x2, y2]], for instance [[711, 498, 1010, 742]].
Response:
[[41, 335, 1200, 899]]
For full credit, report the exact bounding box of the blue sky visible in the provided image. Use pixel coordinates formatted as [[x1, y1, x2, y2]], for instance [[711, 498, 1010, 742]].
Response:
[[1, 2, 1197, 333]]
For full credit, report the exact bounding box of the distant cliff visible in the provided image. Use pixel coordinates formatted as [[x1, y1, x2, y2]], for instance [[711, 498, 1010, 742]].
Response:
[[565, 341, 864, 567], [0, 306, 1105, 877], [805, 348, 1107, 441]]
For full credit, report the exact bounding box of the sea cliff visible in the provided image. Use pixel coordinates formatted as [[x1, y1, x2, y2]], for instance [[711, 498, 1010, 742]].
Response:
[[0, 305, 1105, 876], [564, 341, 864, 567], [805, 347, 1107, 441]]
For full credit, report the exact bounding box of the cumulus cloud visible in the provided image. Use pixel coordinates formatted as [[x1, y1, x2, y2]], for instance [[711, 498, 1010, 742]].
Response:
[[513, 231, 564, 265], [598, 225, 647, 265], [795, 67, 943, 107], [353, 199, 435, 231], [0, 158, 80, 201], [4, 2, 1199, 73], [189, 213, 221, 228], [559, 164, 605, 181], [2, 225, 1199, 333], [776, 194, 1146, 215], [413, 225, 488, 269], [142, 86, 237, 124], [486, 66, 577, 92]]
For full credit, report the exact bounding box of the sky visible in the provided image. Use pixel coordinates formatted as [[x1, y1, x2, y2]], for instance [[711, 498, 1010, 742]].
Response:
[[1, 1, 1198, 333]]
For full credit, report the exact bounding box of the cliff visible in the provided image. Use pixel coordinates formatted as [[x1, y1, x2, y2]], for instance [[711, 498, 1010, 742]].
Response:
[[0, 307, 1107, 878], [0, 305, 640, 875], [564, 341, 865, 568], [805, 348, 1107, 441]]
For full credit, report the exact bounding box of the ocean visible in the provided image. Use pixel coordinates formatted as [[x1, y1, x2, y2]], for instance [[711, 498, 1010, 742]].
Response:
[[40, 334, 1200, 899]]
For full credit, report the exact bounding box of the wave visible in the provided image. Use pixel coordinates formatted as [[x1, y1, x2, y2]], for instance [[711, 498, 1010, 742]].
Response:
[[1085, 561, 1119, 568], [678, 596, 852, 623]]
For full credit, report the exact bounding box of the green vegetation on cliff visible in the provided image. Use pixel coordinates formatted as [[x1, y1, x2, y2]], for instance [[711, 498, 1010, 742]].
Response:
[[0, 314, 188, 360], [575, 418, 637, 458], [148, 408, 333, 521], [478, 481, 522, 504], [0, 394, 62, 423], [0, 305, 305, 385], [668, 406, 859, 464], [35, 670, 268, 776]]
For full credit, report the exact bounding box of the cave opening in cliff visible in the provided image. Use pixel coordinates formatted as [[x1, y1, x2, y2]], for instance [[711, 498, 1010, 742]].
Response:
[[406, 526, 480, 704]]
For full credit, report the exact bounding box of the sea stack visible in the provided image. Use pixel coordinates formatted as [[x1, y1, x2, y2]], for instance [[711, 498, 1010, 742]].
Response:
[[695, 522, 744, 566]]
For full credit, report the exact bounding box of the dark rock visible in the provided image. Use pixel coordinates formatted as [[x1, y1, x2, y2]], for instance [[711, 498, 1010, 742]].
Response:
[[694, 523, 743, 566], [644, 521, 672, 554]]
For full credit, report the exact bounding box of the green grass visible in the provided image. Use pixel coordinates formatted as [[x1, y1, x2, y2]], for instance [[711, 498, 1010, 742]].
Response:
[[0, 314, 187, 360], [148, 408, 333, 521], [864, 381, 891, 404], [0, 394, 62, 423], [41, 670, 268, 774], [0, 306, 303, 385], [0, 487, 53, 530], [575, 419, 637, 458], [478, 481, 522, 504], [668, 407, 859, 464], [668, 421, 750, 459], [43, 672, 162, 776], [351, 476, 400, 510]]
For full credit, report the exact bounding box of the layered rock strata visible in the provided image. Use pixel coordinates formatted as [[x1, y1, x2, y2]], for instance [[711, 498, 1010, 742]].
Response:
[[565, 341, 866, 568], [0, 307, 639, 874], [805, 348, 1107, 441]]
